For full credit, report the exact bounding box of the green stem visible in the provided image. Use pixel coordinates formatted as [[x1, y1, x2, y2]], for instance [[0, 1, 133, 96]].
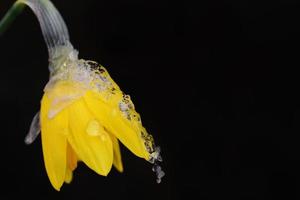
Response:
[[0, 1, 25, 36]]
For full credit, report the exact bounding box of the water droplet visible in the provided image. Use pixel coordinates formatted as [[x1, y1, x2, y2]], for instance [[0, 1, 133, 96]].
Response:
[[100, 134, 107, 141], [86, 120, 101, 136], [112, 109, 118, 116]]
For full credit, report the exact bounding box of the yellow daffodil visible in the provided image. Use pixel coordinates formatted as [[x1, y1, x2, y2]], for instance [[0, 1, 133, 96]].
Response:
[[1, 0, 164, 191]]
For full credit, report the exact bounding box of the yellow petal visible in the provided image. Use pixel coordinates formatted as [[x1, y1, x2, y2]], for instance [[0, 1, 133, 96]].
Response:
[[84, 91, 149, 160], [110, 134, 123, 172], [66, 99, 113, 176], [64, 168, 73, 184], [67, 143, 78, 171], [40, 95, 68, 191]]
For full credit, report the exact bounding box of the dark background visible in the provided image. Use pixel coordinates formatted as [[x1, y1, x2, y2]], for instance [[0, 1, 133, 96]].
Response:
[[1, 0, 300, 199]]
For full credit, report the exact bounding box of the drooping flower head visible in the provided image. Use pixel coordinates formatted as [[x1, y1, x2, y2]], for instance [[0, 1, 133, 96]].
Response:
[[0, 0, 164, 190]]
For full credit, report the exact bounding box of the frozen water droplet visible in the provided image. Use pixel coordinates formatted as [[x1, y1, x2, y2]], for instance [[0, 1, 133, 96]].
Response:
[[119, 102, 128, 112], [25, 112, 41, 145], [157, 154, 163, 162], [152, 166, 156, 172]]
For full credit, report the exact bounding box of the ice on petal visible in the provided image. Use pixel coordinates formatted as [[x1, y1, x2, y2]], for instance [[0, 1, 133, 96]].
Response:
[[25, 112, 41, 145], [149, 146, 163, 163], [48, 93, 82, 119]]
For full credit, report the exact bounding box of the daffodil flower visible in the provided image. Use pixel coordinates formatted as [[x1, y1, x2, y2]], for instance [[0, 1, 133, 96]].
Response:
[[0, 0, 164, 190]]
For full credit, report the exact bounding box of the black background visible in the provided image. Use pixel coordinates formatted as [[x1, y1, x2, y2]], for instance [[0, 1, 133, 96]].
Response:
[[1, 0, 300, 199]]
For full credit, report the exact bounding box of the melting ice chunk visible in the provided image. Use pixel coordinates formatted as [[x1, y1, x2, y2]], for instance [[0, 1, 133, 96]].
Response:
[[152, 164, 165, 184], [149, 146, 165, 183]]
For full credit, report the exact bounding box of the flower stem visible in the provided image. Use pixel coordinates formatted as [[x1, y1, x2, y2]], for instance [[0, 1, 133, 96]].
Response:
[[0, 1, 25, 36], [0, 0, 73, 59]]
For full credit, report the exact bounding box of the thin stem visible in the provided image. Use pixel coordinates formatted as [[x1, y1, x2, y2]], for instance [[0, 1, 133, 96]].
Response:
[[0, 1, 25, 36], [0, 0, 73, 59]]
